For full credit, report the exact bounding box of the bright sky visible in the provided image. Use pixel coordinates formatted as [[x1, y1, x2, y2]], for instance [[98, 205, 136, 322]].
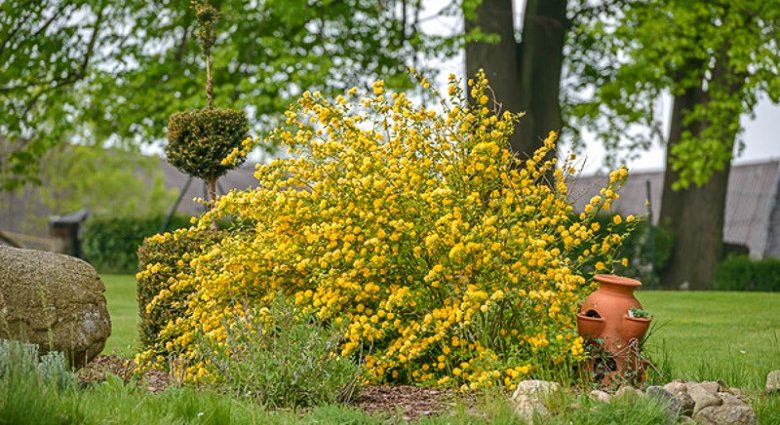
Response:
[[419, 0, 780, 174]]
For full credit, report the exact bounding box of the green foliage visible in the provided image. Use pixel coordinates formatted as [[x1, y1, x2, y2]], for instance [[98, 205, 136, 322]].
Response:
[[569, 0, 780, 188], [166, 108, 249, 180], [2, 0, 449, 189], [7, 144, 177, 232], [628, 307, 651, 319], [199, 298, 360, 408], [0, 0, 116, 190], [136, 228, 224, 348], [584, 215, 674, 287], [753, 395, 780, 425], [712, 255, 780, 292], [83, 215, 191, 273], [0, 340, 82, 425]]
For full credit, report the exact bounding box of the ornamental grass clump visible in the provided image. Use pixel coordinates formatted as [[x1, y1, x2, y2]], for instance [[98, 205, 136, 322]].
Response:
[[136, 71, 630, 391]]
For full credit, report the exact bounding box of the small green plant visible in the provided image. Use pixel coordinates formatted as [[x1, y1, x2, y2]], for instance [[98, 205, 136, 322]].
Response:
[[628, 307, 651, 319], [0, 341, 83, 425], [197, 297, 361, 408]]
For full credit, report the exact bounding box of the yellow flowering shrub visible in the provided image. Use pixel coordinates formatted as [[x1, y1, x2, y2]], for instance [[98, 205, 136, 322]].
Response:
[[136, 71, 629, 390]]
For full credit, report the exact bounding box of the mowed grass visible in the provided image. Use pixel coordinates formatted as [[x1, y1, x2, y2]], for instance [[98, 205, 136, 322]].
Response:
[[638, 290, 780, 389], [101, 274, 139, 357], [101, 274, 779, 389]]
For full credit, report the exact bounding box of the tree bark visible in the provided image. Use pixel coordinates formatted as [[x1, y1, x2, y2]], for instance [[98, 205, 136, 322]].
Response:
[[517, 0, 567, 158], [207, 176, 218, 230], [659, 52, 743, 290], [464, 0, 568, 159], [464, 0, 523, 149]]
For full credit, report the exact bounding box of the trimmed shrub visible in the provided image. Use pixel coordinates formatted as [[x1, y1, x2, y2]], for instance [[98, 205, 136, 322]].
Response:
[[137, 73, 632, 390], [712, 255, 780, 291], [82, 215, 191, 273], [166, 108, 249, 180], [136, 228, 225, 349]]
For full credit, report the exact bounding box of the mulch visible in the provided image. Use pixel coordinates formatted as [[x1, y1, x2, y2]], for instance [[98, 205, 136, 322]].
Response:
[[77, 355, 462, 421]]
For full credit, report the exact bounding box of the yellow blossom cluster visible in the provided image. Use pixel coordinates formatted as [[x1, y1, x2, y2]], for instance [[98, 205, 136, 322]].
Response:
[[220, 136, 257, 167], [136, 71, 629, 390]]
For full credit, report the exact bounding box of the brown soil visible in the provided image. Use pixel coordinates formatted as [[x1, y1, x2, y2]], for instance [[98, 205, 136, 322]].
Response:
[[353, 385, 460, 421], [77, 355, 172, 393]]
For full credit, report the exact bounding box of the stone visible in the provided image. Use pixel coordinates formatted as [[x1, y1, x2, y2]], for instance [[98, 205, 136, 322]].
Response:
[[0, 246, 111, 368], [664, 381, 688, 395], [694, 404, 756, 425], [675, 391, 696, 416], [615, 385, 642, 399], [695, 381, 723, 394], [718, 393, 746, 407], [646, 385, 682, 418], [767, 370, 780, 393], [729, 387, 744, 398], [511, 380, 560, 423], [589, 389, 611, 403], [688, 384, 722, 416]]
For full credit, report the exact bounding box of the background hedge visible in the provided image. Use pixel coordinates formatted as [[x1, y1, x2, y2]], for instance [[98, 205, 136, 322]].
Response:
[[711, 255, 780, 292], [83, 215, 191, 273]]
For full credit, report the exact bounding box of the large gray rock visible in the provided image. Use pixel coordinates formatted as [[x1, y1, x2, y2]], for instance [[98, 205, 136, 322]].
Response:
[[688, 383, 723, 415], [0, 246, 111, 368], [694, 404, 756, 425]]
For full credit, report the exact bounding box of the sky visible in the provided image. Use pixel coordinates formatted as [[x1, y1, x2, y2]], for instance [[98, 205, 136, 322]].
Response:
[[419, 0, 780, 174]]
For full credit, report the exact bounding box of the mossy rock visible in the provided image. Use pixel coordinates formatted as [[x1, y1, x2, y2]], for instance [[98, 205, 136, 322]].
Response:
[[0, 246, 111, 368]]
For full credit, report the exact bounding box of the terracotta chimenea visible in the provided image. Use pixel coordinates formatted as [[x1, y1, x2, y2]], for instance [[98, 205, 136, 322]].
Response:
[[576, 274, 651, 383]]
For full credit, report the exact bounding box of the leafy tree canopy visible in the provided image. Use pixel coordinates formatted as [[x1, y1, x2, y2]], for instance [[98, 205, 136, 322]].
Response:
[[1, 0, 445, 190], [568, 0, 780, 188]]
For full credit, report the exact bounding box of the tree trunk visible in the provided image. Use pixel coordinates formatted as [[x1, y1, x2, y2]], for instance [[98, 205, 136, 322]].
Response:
[[464, 0, 523, 149], [464, 0, 567, 158], [659, 158, 732, 290], [207, 176, 218, 230], [517, 0, 567, 158], [659, 52, 743, 290]]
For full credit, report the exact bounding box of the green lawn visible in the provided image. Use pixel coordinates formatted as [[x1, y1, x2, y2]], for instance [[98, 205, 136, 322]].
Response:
[[102, 275, 779, 389], [101, 274, 139, 357], [638, 290, 780, 389]]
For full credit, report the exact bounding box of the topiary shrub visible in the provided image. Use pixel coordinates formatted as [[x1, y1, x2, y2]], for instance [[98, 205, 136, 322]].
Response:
[[136, 228, 225, 350], [711, 255, 780, 291], [83, 215, 191, 273], [136, 72, 632, 390], [166, 108, 249, 181]]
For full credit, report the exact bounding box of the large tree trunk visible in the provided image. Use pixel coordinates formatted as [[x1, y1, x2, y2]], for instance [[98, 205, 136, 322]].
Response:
[[464, 0, 523, 150], [659, 156, 732, 290], [464, 0, 567, 158], [659, 52, 743, 290], [516, 0, 567, 157]]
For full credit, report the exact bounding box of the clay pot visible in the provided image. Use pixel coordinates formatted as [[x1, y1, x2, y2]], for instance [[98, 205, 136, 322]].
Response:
[[577, 274, 652, 384], [622, 316, 651, 342], [576, 314, 605, 339]]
